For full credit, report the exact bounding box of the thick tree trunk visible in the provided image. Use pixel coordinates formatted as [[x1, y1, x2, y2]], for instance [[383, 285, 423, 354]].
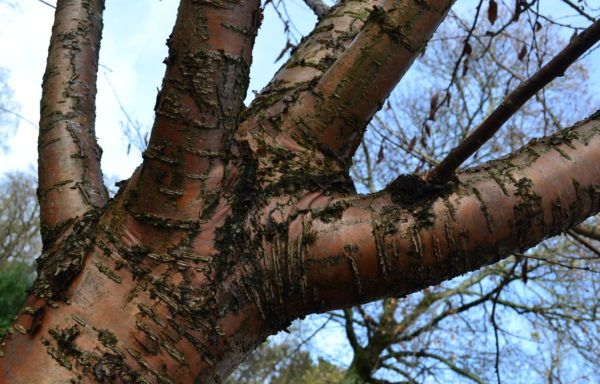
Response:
[[1, 0, 599, 383]]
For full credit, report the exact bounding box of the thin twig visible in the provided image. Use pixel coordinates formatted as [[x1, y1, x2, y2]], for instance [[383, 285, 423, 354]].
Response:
[[0, 106, 37, 130], [36, 0, 55, 8], [571, 223, 600, 242], [490, 262, 519, 384], [566, 230, 600, 258], [560, 0, 595, 22], [427, 18, 600, 183]]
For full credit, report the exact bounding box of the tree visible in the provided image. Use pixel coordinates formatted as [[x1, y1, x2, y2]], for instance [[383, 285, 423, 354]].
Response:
[[0, 68, 20, 153], [0, 172, 40, 336], [1, 1, 599, 383], [223, 323, 343, 384]]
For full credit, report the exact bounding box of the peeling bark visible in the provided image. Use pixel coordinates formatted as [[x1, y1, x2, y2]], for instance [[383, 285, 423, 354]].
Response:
[[38, 0, 108, 244], [1, 1, 600, 383]]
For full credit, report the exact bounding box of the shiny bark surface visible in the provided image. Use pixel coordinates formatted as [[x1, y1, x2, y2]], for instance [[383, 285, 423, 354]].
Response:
[[1, 0, 599, 383]]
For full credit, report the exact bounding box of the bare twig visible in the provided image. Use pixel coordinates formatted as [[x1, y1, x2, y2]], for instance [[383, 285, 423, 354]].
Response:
[[36, 0, 55, 8], [0, 106, 37, 130], [490, 262, 519, 384], [303, 0, 329, 20], [560, 0, 595, 22], [427, 18, 600, 183], [566, 230, 600, 258]]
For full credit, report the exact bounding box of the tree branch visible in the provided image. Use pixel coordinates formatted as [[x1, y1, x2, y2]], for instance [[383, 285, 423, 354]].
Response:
[[281, 0, 456, 165], [303, 0, 329, 20], [37, 0, 108, 244], [292, 112, 600, 315], [427, 17, 600, 183], [343, 308, 361, 352], [36, 0, 55, 9], [566, 229, 600, 257], [393, 350, 486, 384], [239, 0, 379, 135], [129, 0, 262, 224]]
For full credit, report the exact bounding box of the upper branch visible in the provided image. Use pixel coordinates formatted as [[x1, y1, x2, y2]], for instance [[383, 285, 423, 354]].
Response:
[[237, 0, 453, 189], [128, 0, 262, 225], [289, 111, 600, 315], [240, 0, 379, 123], [281, 0, 456, 165], [38, 0, 108, 245]]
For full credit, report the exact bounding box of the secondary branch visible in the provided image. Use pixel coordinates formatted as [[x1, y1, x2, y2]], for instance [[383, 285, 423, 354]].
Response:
[[280, 0, 456, 165], [130, 0, 262, 225], [38, 0, 108, 244]]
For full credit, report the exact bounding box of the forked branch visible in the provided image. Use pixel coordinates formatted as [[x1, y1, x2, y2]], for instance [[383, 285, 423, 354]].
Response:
[[38, 0, 108, 244], [426, 18, 600, 183]]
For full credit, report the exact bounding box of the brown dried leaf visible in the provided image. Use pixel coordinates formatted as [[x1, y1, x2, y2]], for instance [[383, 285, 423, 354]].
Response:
[[521, 258, 528, 284], [407, 136, 416, 151], [424, 123, 431, 137], [518, 45, 527, 61], [463, 41, 472, 56], [377, 142, 385, 164], [488, 0, 498, 25], [428, 93, 439, 120]]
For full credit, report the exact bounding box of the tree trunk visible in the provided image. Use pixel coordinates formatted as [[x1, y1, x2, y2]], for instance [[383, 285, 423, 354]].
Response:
[[1, 0, 599, 383]]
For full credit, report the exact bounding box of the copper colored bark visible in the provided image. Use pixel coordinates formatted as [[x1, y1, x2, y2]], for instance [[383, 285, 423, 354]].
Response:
[[1, 1, 600, 383], [38, 0, 108, 243]]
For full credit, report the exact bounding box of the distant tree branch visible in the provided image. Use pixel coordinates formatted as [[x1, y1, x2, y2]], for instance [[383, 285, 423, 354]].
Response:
[[571, 223, 600, 242], [0, 106, 37, 130], [560, 0, 595, 22], [566, 230, 600, 257]]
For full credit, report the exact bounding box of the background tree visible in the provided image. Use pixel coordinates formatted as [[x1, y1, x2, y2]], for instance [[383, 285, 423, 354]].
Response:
[[224, 323, 344, 384], [1, 0, 600, 383], [0, 171, 40, 335], [0, 68, 20, 153]]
